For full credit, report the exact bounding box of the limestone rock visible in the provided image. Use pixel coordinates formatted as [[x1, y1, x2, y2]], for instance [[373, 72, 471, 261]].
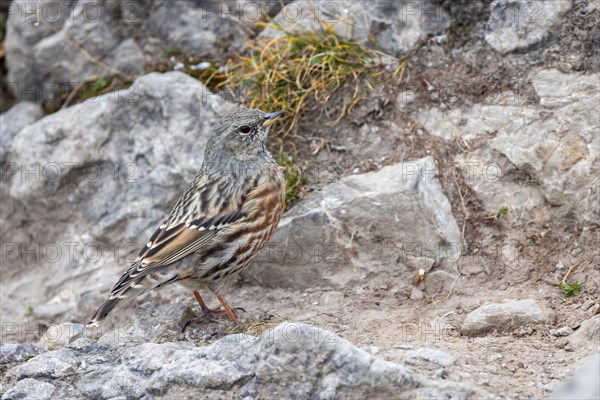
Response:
[[485, 0, 572, 54], [420, 69, 599, 225], [3, 308, 488, 399], [246, 157, 463, 289], [461, 299, 555, 336], [0, 102, 44, 164], [551, 353, 600, 400], [0, 343, 47, 365], [2, 378, 55, 400], [260, 0, 452, 55]]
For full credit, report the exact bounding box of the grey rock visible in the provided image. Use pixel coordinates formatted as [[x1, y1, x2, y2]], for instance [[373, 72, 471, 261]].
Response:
[[0, 343, 47, 365], [551, 353, 600, 400], [246, 157, 463, 289], [549, 326, 574, 337], [405, 348, 457, 367], [97, 302, 195, 345], [3, 71, 235, 325], [567, 315, 600, 351], [423, 69, 599, 225], [143, 0, 249, 55], [0, 102, 45, 163], [405, 255, 435, 274], [2, 378, 55, 400], [4, 0, 71, 101], [410, 287, 425, 301], [5, 0, 144, 102], [485, 0, 572, 54], [33, 301, 76, 320], [253, 323, 420, 399], [32, 2, 145, 86], [5, 0, 251, 103], [424, 270, 462, 295], [10, 348, 78, 380], [260, 0, 451, 56], [4, 308, 489, 399], [461, 299, 555, 337], [581, 299, 596, 311], [491, 69, 599, 222]]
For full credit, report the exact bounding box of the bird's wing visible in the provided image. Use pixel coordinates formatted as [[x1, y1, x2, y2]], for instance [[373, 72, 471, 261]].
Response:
[[109, 172, 255, 294]]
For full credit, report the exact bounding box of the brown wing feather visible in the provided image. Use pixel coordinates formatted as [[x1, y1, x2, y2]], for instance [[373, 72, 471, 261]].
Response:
[[108, 172, 256, 295]]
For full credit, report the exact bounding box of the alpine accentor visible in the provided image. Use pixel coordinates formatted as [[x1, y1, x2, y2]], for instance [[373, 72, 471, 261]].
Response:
[[88, 108, 286, 326]]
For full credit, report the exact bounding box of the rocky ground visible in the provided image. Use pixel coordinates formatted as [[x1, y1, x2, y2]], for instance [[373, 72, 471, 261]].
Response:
[[1, 0, 599, 399]]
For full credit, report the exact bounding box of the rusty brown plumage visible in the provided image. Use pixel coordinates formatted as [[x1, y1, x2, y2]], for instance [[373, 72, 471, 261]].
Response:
[[88, 108, 286, 326]]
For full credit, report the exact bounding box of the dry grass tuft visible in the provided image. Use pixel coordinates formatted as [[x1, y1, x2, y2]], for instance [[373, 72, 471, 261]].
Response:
[[220, 21, 403, 138]]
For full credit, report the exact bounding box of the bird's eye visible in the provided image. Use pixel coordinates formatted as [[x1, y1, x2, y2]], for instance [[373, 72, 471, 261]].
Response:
[[238, 125, 252, 135]]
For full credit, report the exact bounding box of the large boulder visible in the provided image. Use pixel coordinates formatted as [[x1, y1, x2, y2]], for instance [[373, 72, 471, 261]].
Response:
[[143, 0, 249, 55], [4, 0, 250, 103], [246, 156, 464, 290], [5, 0, 145, 102]]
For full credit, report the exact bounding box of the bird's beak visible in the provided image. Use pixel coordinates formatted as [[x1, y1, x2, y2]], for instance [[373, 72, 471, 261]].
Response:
[[262, 110, 286, 126]]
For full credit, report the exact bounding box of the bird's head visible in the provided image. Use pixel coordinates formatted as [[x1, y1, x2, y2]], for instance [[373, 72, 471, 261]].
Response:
[[204, 108, 285, 169]]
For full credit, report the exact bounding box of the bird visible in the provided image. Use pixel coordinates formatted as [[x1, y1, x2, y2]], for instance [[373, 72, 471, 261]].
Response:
[[88, 108, 286, 327]]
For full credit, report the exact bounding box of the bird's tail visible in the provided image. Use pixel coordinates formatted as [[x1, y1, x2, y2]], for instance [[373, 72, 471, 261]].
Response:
[[87, 296, 125, 327], [87, 263, 183, 327]]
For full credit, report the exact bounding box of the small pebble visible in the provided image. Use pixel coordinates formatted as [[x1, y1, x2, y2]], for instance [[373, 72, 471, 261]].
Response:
[[550, 326, 574, 337], [410, 287, 424, 301], [434, 368, 448, 379], [432, 34, 447, 44], [191, 62, 211, 70]]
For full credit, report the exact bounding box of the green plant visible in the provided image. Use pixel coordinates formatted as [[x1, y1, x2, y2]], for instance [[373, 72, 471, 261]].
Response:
[[0, 387, 6, 397], [496, 207, 508, 218], [273, 140, 307, 208], [26, 305, 33, 316], [93, 77, 109, 91], [485, 206, 509, 221], [558, 281, 581, 296], [558, 261, 583, 297]]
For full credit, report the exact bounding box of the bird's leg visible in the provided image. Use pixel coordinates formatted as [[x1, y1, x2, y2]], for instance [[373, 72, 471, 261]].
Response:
[[193, 290, 227, 317], [192, 290, 240, 320], [184, 290, 229, 331], [215, 294, 240, 325], [193, 290, 212, 314]]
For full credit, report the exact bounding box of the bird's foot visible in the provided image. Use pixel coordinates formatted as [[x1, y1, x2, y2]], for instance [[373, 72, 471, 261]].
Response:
[[202, 306, 246, 324]]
